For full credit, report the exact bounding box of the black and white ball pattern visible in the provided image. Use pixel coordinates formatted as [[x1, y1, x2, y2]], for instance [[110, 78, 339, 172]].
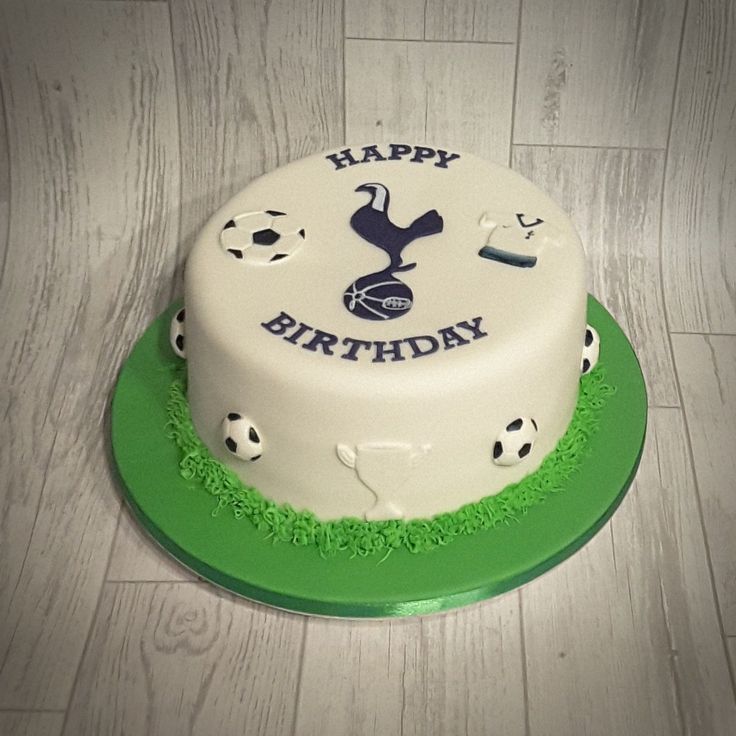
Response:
[[169, 308, 186, 359], [581, 325, 600, 375], [222, 413, 263, 461], [492, 417, 538, 466], [220, 210, 306, 264]]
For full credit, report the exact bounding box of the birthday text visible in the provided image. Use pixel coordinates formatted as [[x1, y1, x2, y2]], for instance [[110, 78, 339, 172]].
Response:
[[261, 311, 488, 363]]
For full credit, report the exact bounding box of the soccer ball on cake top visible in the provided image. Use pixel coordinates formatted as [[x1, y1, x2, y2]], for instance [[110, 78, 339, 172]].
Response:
[[220, 210, 306, 264]]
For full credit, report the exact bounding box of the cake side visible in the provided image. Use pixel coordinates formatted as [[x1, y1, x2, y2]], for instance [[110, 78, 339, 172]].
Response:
[[184, 143, 587, 520]]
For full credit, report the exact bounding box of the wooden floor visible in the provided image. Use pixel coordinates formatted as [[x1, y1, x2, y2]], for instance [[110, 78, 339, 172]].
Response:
[[1, 1, 735, 734]]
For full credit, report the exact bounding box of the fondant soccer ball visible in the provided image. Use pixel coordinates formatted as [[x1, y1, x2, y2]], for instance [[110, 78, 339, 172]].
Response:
[[492, 417, 538, 466], [343, 272, 413, 321], [220, 210, 305, 264], [222, 413, 262, 461], [581, 325, 600, 375], [169, 308, 186, 358]]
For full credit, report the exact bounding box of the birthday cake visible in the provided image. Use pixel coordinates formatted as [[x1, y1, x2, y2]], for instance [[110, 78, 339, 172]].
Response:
[[173, 143, 601, 527]]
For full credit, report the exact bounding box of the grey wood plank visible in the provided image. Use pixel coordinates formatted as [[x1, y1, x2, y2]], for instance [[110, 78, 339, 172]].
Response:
[[108, 0, 344, 577], [0, 712, 64, 736], [0, 80, 8, 204], [514, 0, 686, 147], [107, 506, 195, 582], [523, 409, 736, 736], [62, 583, 305, 736], [294, 597, 525, 736], [345, 0, 425, 40], [346, 39, 515, 164], [170, 0, 342, 257], [424, 0, 519, 42], [662, 0, 736, 333], [512, 146, 679, 406], [672, 334, 736, 635], [0, 1, 179, 708]]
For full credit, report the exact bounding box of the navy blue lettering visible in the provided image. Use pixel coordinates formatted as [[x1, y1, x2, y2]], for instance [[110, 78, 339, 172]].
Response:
[[372, 340, 406, 363], [388, 143, 412, 161], [326, 148, 359, 170], [438, 326, 470, 350], [284, 321, 313, 344], [411, 146, 435, 164], [455, 316, 488, 341], [340, 336, 372, 361], [261, 311, 296, 335], [404, 335, 439, 358], [302, 329, 339, 355], [361, 144, 387, 163], [435, 149, 461, 168]]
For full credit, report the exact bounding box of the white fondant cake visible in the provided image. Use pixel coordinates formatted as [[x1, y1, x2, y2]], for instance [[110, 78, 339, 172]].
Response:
[[182, 144, 589, 521]]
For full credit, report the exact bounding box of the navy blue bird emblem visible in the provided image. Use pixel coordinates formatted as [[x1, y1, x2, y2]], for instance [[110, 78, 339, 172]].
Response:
[[344, 183, 444, 320]]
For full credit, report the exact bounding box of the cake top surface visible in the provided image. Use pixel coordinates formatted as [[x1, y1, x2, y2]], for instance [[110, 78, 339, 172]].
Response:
[[186, 143, 585, 387]]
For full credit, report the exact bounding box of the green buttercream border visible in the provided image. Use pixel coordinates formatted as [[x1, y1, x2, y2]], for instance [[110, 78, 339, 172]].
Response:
[[165, 368, 615, 557]]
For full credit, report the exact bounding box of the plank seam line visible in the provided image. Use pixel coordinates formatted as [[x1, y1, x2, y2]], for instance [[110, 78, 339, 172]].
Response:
[[670, 331, 736, 337], [0, 75, 12, 292], [513, 143, 666, 151], [289, 618, 309, 736], [658, 0, 689, 337], [166, 0, 185, 301], [103, 579, 204, 585], [518, 589, 531, 736], [342, 0, 347, 144], [508, 0, 524, 167], [345, 37, 515, 46]]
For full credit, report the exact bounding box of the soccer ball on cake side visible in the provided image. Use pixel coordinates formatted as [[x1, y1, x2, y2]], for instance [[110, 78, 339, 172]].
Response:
[[222, 413, 263, 462], [169, 308, 186, 358], [581, 325, 600, 375], [219, 210, 306, 264], [492, 417, 539, 466]]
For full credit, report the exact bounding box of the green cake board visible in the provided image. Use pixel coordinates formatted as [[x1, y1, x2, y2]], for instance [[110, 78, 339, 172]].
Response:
[[111, 296, 647, 618]]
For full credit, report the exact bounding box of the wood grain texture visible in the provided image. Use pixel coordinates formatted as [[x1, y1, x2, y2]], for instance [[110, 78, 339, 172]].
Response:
[[514, 0, 686, 146], [523, 409, 736, 736], [294, 596, 525, 736], [672, 334, 736, 635], [0, 712, 64, 736], [63, 583, 305, 736], [107, 506, 195, 582], [346, 40, 515, 164], [662, 0, 736, 333], [346, 0, 518, 42], [170, 0, 342, 256], [0, 2, 179, 708], [0, 79, 8, 203], [424, 0, 519, 42], [512, 146, 678, 406], [345, 0, 425, 39], [107, 0, 344, 576]]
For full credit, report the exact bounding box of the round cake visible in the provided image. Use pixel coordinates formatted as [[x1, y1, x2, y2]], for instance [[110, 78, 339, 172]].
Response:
[[181, 143, 592, 522]]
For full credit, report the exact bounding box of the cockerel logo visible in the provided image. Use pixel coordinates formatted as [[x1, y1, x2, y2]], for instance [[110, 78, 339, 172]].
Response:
[[343, 183, 444, 321]]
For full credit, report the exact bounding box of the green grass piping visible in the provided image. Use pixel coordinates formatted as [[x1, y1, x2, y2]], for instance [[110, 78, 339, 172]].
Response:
[[165, 368, 614, 557]]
